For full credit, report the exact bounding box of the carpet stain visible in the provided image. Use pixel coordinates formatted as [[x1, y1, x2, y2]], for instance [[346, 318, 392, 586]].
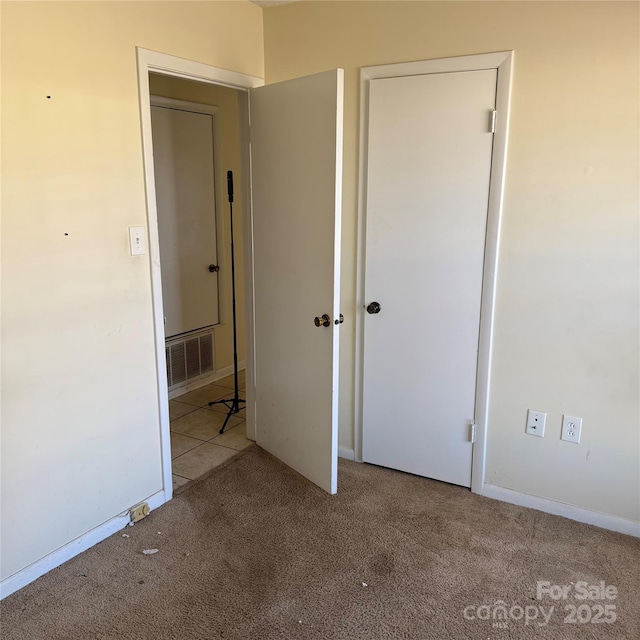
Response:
[[2, 445, 638, 640]]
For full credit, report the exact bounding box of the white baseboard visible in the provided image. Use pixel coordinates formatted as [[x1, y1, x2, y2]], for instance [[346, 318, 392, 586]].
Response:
[[338, 446, 355, 461], [482, 483, 640, 537], [168, 361, 246, 400], [0, 490, 167, 600]]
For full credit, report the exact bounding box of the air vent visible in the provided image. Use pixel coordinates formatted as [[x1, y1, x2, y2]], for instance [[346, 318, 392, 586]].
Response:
[[185, 338, 200, 379], [199, 333, 213, 372], [166, 330, 215, 390], [170, 343, 187, 385]]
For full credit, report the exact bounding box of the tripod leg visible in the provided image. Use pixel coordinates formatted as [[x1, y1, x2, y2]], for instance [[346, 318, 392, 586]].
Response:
[[219, 409, 234, 435], [208, 397, 233, 407]]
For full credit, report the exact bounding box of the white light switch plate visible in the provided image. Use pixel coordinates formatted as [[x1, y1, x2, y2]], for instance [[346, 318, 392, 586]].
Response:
[[526, 409, 546, 437], [561, 415, 582, 444], [129, 226, 146, 256]]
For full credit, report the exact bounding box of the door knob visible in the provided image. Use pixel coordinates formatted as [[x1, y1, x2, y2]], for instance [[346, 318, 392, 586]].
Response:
[[314, 314, 331, 327], [366, 302, 381, 314], [209, 264, 220, 273]]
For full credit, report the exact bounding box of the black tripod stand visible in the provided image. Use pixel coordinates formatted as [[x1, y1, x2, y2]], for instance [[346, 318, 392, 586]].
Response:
[[209, 170, 245, 434]]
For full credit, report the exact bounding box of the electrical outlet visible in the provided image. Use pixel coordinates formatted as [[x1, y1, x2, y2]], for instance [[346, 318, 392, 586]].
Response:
[[129, 502, 150, 523], [561, 415, 582, 444], [526, 409, 546, 437]]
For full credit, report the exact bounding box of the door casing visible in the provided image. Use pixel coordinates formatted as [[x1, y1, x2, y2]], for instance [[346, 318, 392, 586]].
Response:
[[355, 51, 514, 495], [137, 48, 263, 501]]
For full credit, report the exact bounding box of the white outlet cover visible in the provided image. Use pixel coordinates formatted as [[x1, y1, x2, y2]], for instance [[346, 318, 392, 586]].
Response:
[[526, 409, 546, 437], [129, 226, 146, 256], [561, 415, 582, 444]]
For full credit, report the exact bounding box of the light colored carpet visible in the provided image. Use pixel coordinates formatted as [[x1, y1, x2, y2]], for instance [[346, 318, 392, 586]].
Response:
[[2, 445, 638, 639]]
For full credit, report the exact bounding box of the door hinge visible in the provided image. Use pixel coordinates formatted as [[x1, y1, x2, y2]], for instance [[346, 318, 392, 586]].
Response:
[[490, 110, 497, 134], [469, 421, 476, 444]]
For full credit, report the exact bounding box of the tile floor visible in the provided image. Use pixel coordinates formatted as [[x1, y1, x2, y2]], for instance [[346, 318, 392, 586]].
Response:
[[169, 370, 250, 491]]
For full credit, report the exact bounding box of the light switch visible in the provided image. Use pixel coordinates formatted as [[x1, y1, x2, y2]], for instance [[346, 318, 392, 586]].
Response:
[[526, 409, 546, 437], [129, 226, 146, 256]]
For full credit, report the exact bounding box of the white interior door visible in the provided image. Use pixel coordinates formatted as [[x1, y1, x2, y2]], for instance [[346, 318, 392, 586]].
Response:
[[151, 104, 219, 338], [250, 70, 343, 494], [362, 70, 497, 488]]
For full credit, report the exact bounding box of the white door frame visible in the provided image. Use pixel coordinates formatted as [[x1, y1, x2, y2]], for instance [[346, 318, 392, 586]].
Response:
[[136, 48, 263, 498], [355, 51, 514, 494]]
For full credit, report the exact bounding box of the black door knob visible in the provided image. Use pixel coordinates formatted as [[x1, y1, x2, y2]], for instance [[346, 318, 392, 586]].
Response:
[[209, 264, 220, 273], [366, 302, 381, 314]]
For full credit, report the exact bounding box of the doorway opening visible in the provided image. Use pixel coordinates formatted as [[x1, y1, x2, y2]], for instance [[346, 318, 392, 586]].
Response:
[[148, 73, 251, 491], [137, 49, 262, 500], [138, 49, 344, 501]]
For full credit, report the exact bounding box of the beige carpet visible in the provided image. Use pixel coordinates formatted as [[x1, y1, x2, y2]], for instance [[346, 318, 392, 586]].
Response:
[[2, 445, 638, 639]]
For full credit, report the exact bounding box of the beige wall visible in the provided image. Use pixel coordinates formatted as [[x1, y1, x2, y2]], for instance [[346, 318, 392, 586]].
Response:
[[149, 74, 246, 372], [2, 0, 638, 590], [0, 1, 263, 581], [263, 1, 640, 522]]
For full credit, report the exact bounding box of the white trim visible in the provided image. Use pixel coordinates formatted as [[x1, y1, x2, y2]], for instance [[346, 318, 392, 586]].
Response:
[[168, 361, 246, 400], [0, 490, 167, 599], [136, 48, 263, 501], [355, 52, 514, 491], [338, 446, 355, 461], [150, 95, 220, 117], [471, 52, 514, 494], [238, 91, 256, 442], [354, 66, 369, 464], [137, 58, 174, 504], [482, 484, 640, 538], [143, 49, 263, 91], [330, 69, 345, 494], [361, 51, 514, 80]]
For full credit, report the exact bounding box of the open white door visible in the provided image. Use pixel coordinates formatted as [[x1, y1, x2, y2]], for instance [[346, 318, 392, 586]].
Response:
[[249, 70, 344, 494]]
